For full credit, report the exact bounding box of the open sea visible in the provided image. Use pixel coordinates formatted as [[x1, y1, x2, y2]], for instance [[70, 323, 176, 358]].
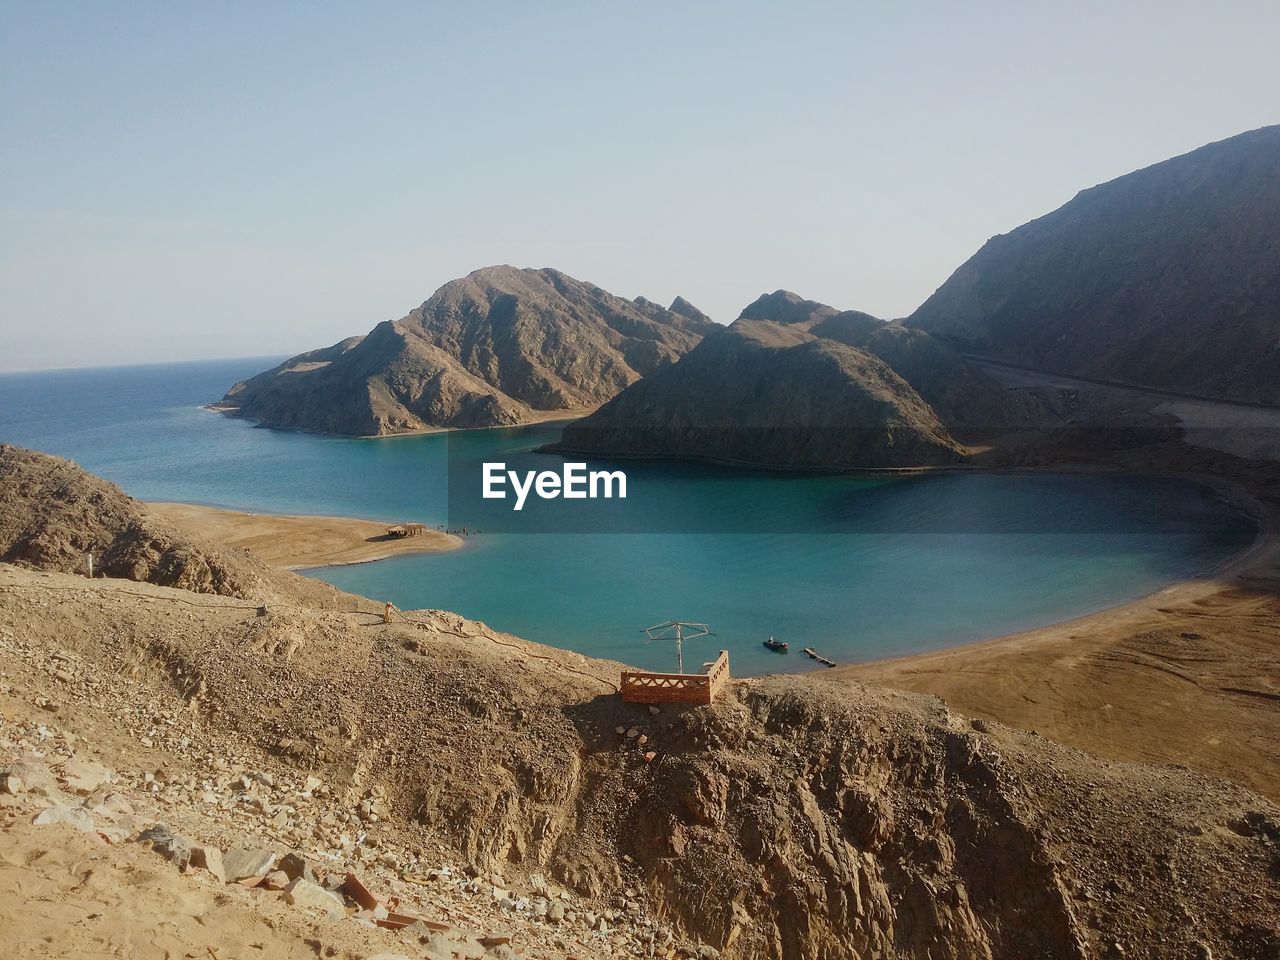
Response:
[[0, 357, 1257, 675]]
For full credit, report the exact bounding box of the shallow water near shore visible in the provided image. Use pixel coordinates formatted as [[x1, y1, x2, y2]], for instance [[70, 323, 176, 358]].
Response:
[[0, 359, 1257, 676]]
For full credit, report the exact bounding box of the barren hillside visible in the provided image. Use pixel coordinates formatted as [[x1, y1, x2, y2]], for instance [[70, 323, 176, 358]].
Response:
[[907, 125, 1280, 404], [221, 266, 718, 436], [0, 444, 346, 607], [553, 317, 969, 469]]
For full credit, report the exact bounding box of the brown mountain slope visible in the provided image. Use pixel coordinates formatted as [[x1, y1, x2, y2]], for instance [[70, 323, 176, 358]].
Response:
[[737, 291, 1053, 434], [222, 266, 718, 436], [553, 317, 966, 468], [551, 288, 1054, 468], [907, 124, 1280, 404], [0, 444, 344, 607]]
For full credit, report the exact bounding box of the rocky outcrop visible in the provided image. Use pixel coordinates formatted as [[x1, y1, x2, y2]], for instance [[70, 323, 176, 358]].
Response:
[[550, 287, 1052, 468], [907, 124, 1280, 404], [221, 266, 718, 436], [0, 444, 341, 606], [552, 318, 967, 469]]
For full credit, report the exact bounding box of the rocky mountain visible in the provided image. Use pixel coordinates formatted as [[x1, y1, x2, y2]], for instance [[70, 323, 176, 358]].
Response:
[[552, 287, 1049, 469], [553, 311, 967, 469], [221, 266, 718, 436], [907, 124, 1280, 404], [3, 450, 1279, 958]]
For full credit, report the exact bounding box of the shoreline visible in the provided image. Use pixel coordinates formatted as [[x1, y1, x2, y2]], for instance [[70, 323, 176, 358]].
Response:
[[838, 458, 1280, 798], [147, 453, 1280, 797], [840, 488, 1273, 674], [205, 403, 597, 441], [148, 502, 463, 570]]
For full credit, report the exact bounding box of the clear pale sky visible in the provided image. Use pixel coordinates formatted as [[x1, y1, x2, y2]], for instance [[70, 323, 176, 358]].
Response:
[[2, 1, 1277, 372]]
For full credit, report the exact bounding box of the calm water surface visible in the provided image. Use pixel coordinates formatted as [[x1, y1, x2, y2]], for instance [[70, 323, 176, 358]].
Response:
[[0, 359, 1256, 675]]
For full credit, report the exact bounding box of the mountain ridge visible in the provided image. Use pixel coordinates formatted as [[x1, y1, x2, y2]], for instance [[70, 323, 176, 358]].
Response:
[[552, 299, 974, 469], [221, 266, 718, 436], [906, 124, 1280, 404]]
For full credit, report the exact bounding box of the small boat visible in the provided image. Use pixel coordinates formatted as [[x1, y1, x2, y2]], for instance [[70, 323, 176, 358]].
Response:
[[763, 636, 789, 653]]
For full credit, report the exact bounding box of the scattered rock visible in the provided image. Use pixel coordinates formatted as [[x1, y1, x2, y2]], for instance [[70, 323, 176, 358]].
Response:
[[93, 792, 135, 819], [262, 869, 291, 890], [32, 804, 96, 833], [283, 877, 346, 919], [136, 824, 192, 867], [343, 871, 381, 911], [2, 759, 58, 796], [59, 756, 112, 794], [223, 845, 277, 881], [191, 845, 226, 882], [278, 851, 316, 883]]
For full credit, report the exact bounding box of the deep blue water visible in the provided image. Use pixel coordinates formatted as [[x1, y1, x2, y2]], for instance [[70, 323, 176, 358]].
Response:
[[0, 358, 1256, 675]]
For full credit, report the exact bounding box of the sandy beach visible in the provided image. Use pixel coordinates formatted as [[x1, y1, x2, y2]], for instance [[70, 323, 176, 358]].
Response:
[[840, 475, 1280, 799], [148, 502, 462, 569], [209, 403, 599, 440]]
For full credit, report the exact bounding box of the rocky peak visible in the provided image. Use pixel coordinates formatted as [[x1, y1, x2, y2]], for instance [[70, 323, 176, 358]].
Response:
[[737, 290, 839, 326]]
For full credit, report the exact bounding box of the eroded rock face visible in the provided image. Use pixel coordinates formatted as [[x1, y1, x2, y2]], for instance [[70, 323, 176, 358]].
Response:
[[619, 690, 1064, 958], [221, 266, 718, 436]]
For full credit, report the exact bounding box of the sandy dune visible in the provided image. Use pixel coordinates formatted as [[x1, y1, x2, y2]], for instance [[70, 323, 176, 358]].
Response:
[[148, 502, 462, 569]]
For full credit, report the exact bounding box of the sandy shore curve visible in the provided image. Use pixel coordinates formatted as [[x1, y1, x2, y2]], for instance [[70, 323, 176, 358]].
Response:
[[148, 503, 462, 569]]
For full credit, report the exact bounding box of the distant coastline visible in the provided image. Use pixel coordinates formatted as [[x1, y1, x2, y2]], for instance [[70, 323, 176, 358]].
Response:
[[204, 400, 597, 441]]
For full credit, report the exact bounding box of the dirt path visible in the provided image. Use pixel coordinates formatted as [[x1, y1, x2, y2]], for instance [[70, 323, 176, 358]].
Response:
[[148, 503, 462, 569], [963, 354, 1280, 411]]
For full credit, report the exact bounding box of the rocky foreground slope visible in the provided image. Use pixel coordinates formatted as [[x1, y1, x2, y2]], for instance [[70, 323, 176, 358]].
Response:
[[907, 124, 1280, 404], [221, 266, 718, 436], [2, 450, 1280, 959], [0, 444, 344, 608]]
